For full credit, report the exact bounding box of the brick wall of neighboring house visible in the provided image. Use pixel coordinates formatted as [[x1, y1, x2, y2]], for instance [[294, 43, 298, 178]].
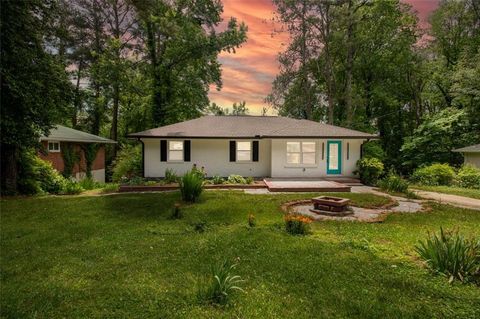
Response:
[[38, 141, 105, 176]]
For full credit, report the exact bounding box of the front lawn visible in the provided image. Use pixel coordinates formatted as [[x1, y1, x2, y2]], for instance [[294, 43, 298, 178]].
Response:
[[412, 185, 480, 200], [1, 191, 479, 318]]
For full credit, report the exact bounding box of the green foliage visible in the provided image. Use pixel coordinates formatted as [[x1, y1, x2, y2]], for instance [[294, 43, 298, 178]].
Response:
[[198, 260, 244, 305], [62, 179, 84, 195], [284, 214, 312, 235], [101, 183, 119, 193], [78, 177, 102, 191], [164, 169, 178, 184], [61, 143, 80, 178], [245, 177, 254, 184], [179, 170, 204, 203], [362, 141, 386, 161], [415, 228, 480, 284], [378, 171, 409, 194], [247, 214, 256, 228], [123, 176, 145, 186], [111, 145, 142, 183], [18, 151, 66, 195], [356, 158, 384, 186], [81, 144, 99, 179], [401, 109, 475, 171], [227, 174, 247, 184], [411, 163, 455, 186], [456, 165, 480, 189], [211, 175, 225, 185]]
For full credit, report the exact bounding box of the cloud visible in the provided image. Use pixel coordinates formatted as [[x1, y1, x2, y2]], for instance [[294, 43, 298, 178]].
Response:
[[210, 0, 439, 114]]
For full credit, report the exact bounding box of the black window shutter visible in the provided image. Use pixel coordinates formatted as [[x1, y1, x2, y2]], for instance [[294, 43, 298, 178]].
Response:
[[160, 140, 167, 161], [229, 141, 236, 162], [184, 140, 191, 162], [252, 141, 259, 162]]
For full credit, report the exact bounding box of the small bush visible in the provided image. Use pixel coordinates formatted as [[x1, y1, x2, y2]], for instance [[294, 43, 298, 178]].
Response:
[[378, 171, 409, 193], [78, 177, 103, 190], [362, 141, 386, 161], [144, 180, 157, 186], [111, 144, 142, 183], [247, 214, 256, 227], [245, 177, 254, 184], [164, 168, 178, 184], [211, 175, 224, 185], [121, 176, 145, 185], [411, 163, 455, 186], [456, 165, 480, 189], [284, 214, 312, 235], [171, 203, 183, 219], [227, 174, 247, 184], [101, 183, 119, 193], [415, 228, 480, 284], [198, 260, 244, 305], [356, 157, 384, 186], [180, 170, 204, 202], [61, 179, 84, 195]]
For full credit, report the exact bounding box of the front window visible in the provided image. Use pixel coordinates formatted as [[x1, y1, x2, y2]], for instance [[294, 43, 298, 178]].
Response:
[[236, 141, 251, 161], [286, 142, 316, 164], [48, 141, 60, 153], [168, 141, 183, 161]]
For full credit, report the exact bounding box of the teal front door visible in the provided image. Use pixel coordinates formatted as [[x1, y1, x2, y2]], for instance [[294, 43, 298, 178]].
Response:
[[327, 141, 342, 175]]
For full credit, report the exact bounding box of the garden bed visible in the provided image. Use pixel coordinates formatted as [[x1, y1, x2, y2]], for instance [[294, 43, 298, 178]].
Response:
[[119, 181, 267, 192]]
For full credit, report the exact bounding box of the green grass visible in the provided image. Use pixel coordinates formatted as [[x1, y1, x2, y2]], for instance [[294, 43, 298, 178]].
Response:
[[1, 191, 479, 318], [412, 185, 480, 200]]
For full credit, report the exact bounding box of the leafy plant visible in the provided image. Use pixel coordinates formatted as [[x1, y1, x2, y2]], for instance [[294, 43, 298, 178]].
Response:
[[198, 260, 244, 305], [211, 175, 225, 185], [456, 165, 480, 189], [245, 177, 254, 184], [81, 144, 99, 179], [378, 171, 409, 193], [111, 144, 142, 182], [356, 157, 384, 186], [362, 141, 386, 161], [78, 177, 103, 190], [123, 176, 145, 185], [101, 183, 119, 193], [247, 214, 256, 227], [411, 163, 455, 186], [61, 143, 81, 178], [227, 174, 247, 184], [193, 221, 208, 233], [61, 179, 84, 195], [144, 180, 157, 186], [415, 228, 480, 284], [164, 168, 178, 184], [179, 170, 204, 202], [284, 214, 312, 235]]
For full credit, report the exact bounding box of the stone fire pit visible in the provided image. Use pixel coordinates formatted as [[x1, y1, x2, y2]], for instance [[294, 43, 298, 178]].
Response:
[[310, 196, 353, 217]]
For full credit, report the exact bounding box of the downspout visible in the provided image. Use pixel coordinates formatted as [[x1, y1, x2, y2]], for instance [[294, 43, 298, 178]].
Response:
[[138, 138, 145, 178]]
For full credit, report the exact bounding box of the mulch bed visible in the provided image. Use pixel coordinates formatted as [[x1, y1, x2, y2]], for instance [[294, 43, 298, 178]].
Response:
[[119, 181, 267, 193]]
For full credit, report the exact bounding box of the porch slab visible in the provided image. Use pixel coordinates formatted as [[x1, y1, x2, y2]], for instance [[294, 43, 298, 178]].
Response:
[[264, 179, 351, 192]]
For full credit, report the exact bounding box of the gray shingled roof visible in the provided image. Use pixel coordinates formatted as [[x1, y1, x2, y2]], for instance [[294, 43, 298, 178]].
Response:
[[453, 144, 480, 153], [129, 116, 377, 139], [40, 125, 116, 144]]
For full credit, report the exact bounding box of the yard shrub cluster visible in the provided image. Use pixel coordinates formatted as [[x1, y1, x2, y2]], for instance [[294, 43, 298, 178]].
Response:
[[211, 175, 225, 184], [378, 171, 409, 193], [415, 228, 480, 284], [227, 174, 247, 184], [179, 170, 204, 202], [356, 157, 384, 186], [284, 214, 312, 235], [164, 168, 178, 184], [411, 163, 480, 189], [111, 144, 142, 183], [198, 260, 244, 305]]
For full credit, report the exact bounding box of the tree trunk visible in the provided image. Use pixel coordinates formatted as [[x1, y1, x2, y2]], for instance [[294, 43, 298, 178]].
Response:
[[72, 60, 83, 128], [1, 144, 18, 195], [345, 0, 355, 127], [110, 82, 119, 157]]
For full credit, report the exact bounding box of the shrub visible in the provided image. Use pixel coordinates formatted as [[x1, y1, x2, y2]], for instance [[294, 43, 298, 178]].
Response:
[[356, 157, 384, 186], [198, 260, 244, 305], [378, 171, 409, 193], [111, 144, 142, 182], [284, 214, 312, 235], [212, 175, 224, 185], [362, 141, 386, 161], [61, 179, 84, 195], [101, 183, 119, 193], [122, 176, 145, 185], [247, 214, 256, 227], [415, 228, 480, 284], [456, 165, 480, 189], [179, 170, 204, 202], [227, 174, 247, 184], [164, 168, 178, 184], [78, 177, 103, 190], [245, 177, 254, 184], [411, 163, 455, 186]]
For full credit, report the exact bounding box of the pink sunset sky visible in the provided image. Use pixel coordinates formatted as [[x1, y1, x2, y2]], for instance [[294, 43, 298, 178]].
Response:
[[209, 0, 440, 114]]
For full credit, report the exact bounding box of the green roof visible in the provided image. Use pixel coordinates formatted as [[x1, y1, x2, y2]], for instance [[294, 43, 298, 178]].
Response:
[[453, 144, 480, 153], [40, 125, 116, 144]]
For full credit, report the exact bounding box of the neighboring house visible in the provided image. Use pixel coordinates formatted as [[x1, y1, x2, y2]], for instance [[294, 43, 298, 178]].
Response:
[[39, 125, 116, 182], [129, 116, 377, 178], [453, 144, 480, 168]]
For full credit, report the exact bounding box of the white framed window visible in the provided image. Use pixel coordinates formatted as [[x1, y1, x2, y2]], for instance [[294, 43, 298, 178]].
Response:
[[168, 141, 184, 161], [236, 141, 252, 162], [48, 141, 60, 153], [286, 141, 316, 165]]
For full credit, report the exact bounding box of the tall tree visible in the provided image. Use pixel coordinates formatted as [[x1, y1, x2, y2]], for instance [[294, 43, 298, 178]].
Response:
[[1, 0, 71, 194]]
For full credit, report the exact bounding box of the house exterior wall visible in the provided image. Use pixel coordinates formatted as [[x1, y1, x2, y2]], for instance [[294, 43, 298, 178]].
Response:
[[38, 141, 106, 182], [270, 139, 364, 178], [142, 138, 271, 177], [464, 153, 480, 168]]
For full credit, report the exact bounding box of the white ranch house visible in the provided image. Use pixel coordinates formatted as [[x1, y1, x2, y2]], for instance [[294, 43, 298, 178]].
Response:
[[129, 116, 377, 178]]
